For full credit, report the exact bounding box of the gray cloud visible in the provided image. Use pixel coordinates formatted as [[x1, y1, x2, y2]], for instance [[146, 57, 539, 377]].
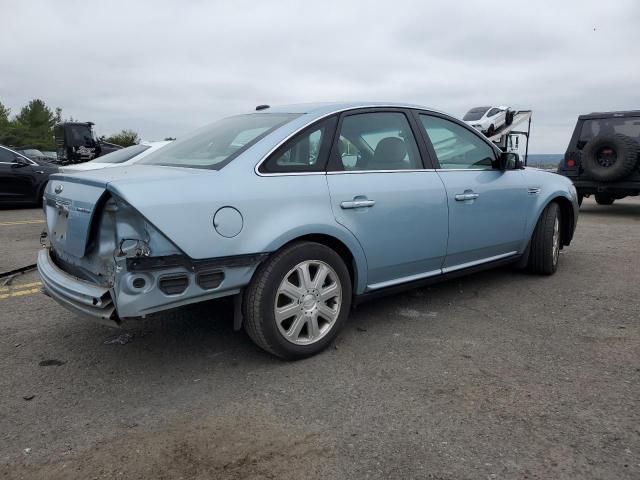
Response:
[[1, 0, 638, 152]]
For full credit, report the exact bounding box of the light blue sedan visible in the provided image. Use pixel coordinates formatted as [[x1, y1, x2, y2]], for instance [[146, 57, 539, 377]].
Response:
[[37, 102, 579, 359]]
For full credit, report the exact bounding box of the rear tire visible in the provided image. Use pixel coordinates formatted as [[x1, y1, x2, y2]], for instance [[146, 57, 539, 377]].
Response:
[[243, 241, 352, 360], [595, 194, 614, 205], [528, 202, 561, 275]]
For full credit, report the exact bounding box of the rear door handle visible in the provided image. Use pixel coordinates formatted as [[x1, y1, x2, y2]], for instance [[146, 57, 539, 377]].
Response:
[[454, 191, 480, 201], [340, 199, 376, 209]]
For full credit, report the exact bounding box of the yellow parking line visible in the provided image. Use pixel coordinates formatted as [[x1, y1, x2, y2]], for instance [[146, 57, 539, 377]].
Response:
[[0, 281, 42, 292], [0, 220, 45, 226], [0, 287, 41, 300]]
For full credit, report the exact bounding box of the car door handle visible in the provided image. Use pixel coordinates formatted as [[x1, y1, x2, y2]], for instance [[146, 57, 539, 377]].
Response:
[[340, 199, 376, 209], [454, 192, 480, 201]]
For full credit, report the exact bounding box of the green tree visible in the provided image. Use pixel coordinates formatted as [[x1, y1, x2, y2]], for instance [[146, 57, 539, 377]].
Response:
[[0, 101, 10, 125], [104, 129, 140, 147], [5, 98, 59, 150]]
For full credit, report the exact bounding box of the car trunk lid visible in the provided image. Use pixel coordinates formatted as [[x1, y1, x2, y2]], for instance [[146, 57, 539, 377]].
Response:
[[44, 166, 206, 259]]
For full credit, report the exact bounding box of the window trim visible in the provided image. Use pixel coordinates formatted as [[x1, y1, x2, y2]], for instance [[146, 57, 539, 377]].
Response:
[[326, 107, 434, 173], [411, 110, 500, 171], [0, 146, 37, 166], [258, 116, 338, 175]]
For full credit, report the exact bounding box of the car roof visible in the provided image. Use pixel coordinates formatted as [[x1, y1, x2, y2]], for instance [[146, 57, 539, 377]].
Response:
[[255, 101, 443, 117], [578, 110, 640, 120]]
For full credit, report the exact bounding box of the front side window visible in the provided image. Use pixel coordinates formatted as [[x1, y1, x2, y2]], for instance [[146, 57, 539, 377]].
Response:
[[260, 117, 336, 173], [0, 147, 15, 163], [420, 115, 496, 169], [332, 112, 422, 171], [487, 108, 500, 117], [140, 113, 299, 169]]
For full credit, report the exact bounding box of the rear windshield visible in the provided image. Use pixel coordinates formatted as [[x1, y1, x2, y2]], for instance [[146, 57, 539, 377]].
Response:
[[463, 107, 489, 121], [139, 113, 299, 169], [96, 143, 151, 164], [579, 117, 640, 144]]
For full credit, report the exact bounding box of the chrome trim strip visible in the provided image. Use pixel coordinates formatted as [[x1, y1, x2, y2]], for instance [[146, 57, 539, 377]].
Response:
[[327, 169, 437, 174], [436, 168, 494, 172], [254, 104, 445, 177], [441, 251, 518, 274], [367, 269, 442, 290]]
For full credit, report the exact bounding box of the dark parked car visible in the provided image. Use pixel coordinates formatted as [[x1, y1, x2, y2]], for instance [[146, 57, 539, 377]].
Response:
[[558, 110, 640, 205], [0, 145, 58, 206]]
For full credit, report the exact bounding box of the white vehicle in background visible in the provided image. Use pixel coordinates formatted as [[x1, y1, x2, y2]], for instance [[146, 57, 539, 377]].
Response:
[[61, 141, 172, 172], [463, 106, 514, 136]]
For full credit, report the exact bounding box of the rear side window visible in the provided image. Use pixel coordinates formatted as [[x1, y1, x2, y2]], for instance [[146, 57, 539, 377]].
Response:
[[579, 117, 640, 146], [260, 116, 337, 173], [331, 112, 422, 171]]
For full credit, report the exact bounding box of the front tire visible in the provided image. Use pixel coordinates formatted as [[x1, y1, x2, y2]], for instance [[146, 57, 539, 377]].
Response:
[[528, 202, 561, 275], [243, 241, 352, 360]]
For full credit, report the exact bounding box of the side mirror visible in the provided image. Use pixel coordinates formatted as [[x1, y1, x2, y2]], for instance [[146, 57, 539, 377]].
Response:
[[497, 151, 520, 170]]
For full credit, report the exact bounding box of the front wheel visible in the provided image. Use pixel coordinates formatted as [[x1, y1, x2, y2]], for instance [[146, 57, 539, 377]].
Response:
[[528, 202, 561, 275], [243, 241, 352, 360], [487, 124, 495, 136]]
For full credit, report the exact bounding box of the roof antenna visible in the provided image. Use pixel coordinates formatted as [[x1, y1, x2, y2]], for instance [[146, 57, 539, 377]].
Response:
[[255, 104, 270, 111]]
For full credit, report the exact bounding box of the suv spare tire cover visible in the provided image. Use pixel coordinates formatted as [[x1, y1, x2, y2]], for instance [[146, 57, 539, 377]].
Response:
[[582, 134, 639, 182]]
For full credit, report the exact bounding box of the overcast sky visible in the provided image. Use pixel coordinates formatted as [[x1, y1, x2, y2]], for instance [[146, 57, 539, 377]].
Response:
[[2, 0, 639, 153]]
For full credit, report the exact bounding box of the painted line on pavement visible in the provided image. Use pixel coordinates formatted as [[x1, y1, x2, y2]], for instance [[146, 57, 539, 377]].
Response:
[[0, 287, 42, 300], [0, 281, 42, 292], [0, 220, 45, 226]]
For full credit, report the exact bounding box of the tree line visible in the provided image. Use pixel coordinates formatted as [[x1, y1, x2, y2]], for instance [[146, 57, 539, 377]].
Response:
[[0, 98, 142, 150]]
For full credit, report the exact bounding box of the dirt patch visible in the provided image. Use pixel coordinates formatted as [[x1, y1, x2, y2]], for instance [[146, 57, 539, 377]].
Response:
[[2, 410, 333, 480]]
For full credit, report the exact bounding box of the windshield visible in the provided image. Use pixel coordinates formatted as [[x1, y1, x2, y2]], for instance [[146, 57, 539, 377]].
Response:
[[579, 117, 640, 145], [463, 107, 490, 121], [139, 113, 299, 169], [96, 144, 151, 164]]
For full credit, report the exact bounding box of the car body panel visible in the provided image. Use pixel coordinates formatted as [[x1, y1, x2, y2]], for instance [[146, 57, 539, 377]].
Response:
[[326, 171, 448, 288], [37, 102, 578, 325], [437, 169, 529, 268]]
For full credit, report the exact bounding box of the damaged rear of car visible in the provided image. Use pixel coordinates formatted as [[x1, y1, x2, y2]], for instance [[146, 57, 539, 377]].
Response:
[[37, 111, 298, 326], [38, 173, 237, 326]]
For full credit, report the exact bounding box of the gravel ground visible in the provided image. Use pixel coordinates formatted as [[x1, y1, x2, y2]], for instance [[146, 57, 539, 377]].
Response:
[[0, 197, 638, 479]]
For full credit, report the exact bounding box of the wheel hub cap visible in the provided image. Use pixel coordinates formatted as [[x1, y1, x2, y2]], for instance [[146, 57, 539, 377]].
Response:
[[274, 260, 342, 346], [302, 293, 317, 310]]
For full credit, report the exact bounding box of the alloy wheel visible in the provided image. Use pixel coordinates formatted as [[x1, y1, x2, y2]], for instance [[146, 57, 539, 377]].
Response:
[[274, 260, 342, 345]]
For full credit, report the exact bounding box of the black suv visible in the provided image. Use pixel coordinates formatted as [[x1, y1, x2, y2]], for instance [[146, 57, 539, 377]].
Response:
[[558, 110, 640, 205]]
